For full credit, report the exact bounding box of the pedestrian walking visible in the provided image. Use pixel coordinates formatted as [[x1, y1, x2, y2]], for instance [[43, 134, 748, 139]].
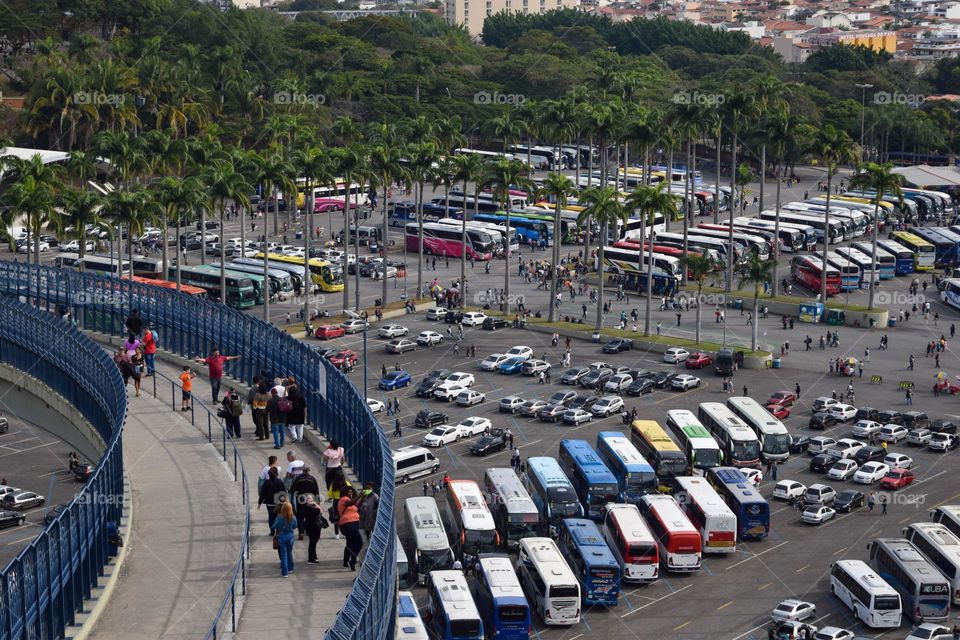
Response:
[[881, 494, 888, 515], [864, 347, 870, 363], [511, 447, 521, 470], [936, 353, 940, 368], [290, 465, 319, 539], [358, 482, 380, 542], [258, 466, 286, 533], [322, 440, 346, 489], [795, 382, 801, 398], [906, 388, 913, 405], [300, 494, 326, 563], [272, 500, 298, 577], [393, 418, 402, 436], [742, 385, 748, 397], [867, 492, 876, 512], [220, 388, 243, 438], [285, 384, 307, 442], [195, 347, 241, 404], [266, 388, 287, 449], [771, 463, 778, 481], [337, 487, 364, 571]]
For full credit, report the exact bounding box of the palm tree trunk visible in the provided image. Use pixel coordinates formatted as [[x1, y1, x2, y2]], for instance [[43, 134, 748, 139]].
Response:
[[459, 184, 467, 310], [549, 197, 560, 323], [595, 225, 606, 331], [645, 219, 654, 336], [665, 147, 674, 232], [682, 139, 691, 286], [199, 208, 206, 266], [759, 144, 766, 216], [772, 172, 782, 297], [304, 187, 313, 325], [869, 201, 879, 309], [727, 131, 738, 294], [752, 284, 760, 351], [176, 217, 182, 291], [504, 196, 511, 316], [418, 176, 425, 298], [220, 204, 226, 304], [381, 183, 388, 311], [822, 171, 832, 300], [161, 212, 168, 280], [341, 174, 352, 313], [695, 284, 702, 344], [714, 133, 721, 225], [240, 200, 246, 256], [273, 185, 279, 235]]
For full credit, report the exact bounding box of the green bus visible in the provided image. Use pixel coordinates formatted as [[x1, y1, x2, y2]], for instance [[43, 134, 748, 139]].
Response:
[[167, 265, 257, 309], [517, 209, 579, 243]]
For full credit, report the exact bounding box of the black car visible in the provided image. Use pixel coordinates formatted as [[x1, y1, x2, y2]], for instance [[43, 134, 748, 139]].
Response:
[[626, 378, 656, 396], [568, 396, 600, 412], [0, 509, 25, 529], [834, 490, 865, 513], [482, 317, 509, 331], [580, 369, 614, 389], [809, 453, 839, 473], [854, 446, 885, 466], [652, 371, 678, 389], [415, 380, 444, 398], [602, 338, 633, 354], [470, 429, 506, 456], [929, 419, 957, 434], [788, 435, 811, 454], [902, 411, 929, 430], [43, 504, 68, 525], [548, 390, 578, 406], [444, 310, 464, 324], [808, 412, 839, 430], [179, 237, 202, 250], [415, 410, 448, 428], [874, 410, 903, 425], [855, 406, 879, 422]]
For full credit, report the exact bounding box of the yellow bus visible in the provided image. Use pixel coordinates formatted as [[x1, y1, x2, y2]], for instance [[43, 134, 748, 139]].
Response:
[[629, 420, 689, 492], [833, 195, 894, 219], [254, 253, 344, 292], [890, 231, 936, 271]]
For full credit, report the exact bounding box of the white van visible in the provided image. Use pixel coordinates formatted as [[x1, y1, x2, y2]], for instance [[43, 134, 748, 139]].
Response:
[[394, 446, 440, 484]]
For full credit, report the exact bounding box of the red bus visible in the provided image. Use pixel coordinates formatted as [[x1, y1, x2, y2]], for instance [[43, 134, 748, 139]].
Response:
[[123, 275, 208, 298], [791, 256, 841, 296], [638, 494, 701, 573], [405, 223, 495, 261], [602, 504, 659, 583]]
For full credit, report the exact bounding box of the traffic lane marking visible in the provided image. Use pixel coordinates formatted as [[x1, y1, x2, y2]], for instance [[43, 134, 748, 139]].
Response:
[[725, 541, 789, 570], [620, 584, 692, 618], [673, 621, 691, 631], [717, 600, 734, 610]]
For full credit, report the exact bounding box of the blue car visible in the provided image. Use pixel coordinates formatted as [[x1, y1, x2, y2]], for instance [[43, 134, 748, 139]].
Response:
[[379, 370, 412, 390], [499, 357, 526, 375]]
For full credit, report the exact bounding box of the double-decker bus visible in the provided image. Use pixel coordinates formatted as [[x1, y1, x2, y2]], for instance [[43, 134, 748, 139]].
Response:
[[523, 457, 584, 536], [473, 214, 550, 247], [166, 265, 256, 309], [673, 476, 737, 554], [875, 239, 917, 275], [835, 246, 894, 281], [666, 410, 724, 472], [426, 571, 484, 640], [444, 480, 501, 564], [890, 231, 936, 271], [557, 519, 621, 606], [472, 555, 530, 640], [791, 255, 842, 296], [729, 217, 807, 252], [942, 279, 960, 312], [726, 397, 790, 462], [705, 467, 770, 540], [405, 497, 456, 585], [482, 468, 540, 551], [867, 538, 951, 622], [124, 275, 208, 298], [405, 223, 495, 261], [697, 403, 761, 468], [759, 210, 844, 244], [255, 253, 344, 292], [515, 538, 581, 625], [629, 421, 689, 491], [437, 218, 520, 252], [557, 440, 619, 521], [638, 494, 701, 572], [603, 243, 684, 281], [830, 560, 902, 628], [851, 242, 899, 277], [602, 504, 659, 583], [595, 432, 657, 503], [903, 522, 960, 605], [825, 252, 863, 291]]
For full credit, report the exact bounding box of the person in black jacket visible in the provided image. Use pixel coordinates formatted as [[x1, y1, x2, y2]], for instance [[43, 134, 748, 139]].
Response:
[[290, 466, 320, 539], [285, 385, 307, 443], [125, 310, 143, 341], [258, 467, 286, 534], [300, 494, 325, 563]]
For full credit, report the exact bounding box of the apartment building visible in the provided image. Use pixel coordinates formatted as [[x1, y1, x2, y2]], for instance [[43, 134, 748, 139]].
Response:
[[446, 0, 579, 34]]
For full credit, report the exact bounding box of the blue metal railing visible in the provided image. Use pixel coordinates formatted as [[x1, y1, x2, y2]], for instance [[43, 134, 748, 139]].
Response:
[[0, 300, 126, 640], [0, 261, 396, 640]]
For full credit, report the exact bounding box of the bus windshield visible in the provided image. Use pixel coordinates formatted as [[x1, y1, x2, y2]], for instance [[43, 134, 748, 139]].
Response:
[[875, 596, 901, 610], [547, 487, 581, 516], [465, 529, 499, 554], [732, 441, 761, 462], [764, 433, 791, 456], [625, 472, 656, 497], [451, 620, 481, 637], [322, 265, 343, 285], [694, 449, 723, 468], [589, 483, 619, 508], [419, 548, 454, 572], [508, 519, 539, 540], [660, 456, 689, 477]]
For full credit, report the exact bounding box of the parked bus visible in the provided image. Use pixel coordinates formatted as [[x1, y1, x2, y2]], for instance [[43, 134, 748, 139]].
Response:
[[397, 591, 429, 640], [614, 213, 668, 242], [665, 410, 724, 472], [437, 218, 520, 252], [693, 225, 771, 258], [697, 403, 762, 468], [614, 239, 719, 271], [930, 505, 960, 540], [705, 467, 770, 540], [124, 275, 208, 298], [389, 201, 450, 226], [729, 217, 807, 252], [444, 480, 501, 564], [523, 457, 584, 536], [448, 190, 528, 212], [230, 257, 305, 292], [851, 242, 899, 278], [427, 571, 484, 640], [903, 522, 960, 605], [473, 214, 550, 247], [55, 253, 129, 277], [867, 538, 951, 622], [602, 244, 683, 281], [595, 431, 657, 503], [759, 210, 844, 244], [509, 145, 565, 171], [602, 504, 659, 583], [397, 534, 410, 589], [216, 262, 292, 296], [453, 148, 514, 162], [875, 239, 917, 275], [673, 476, 737, 555], [653, 231, 738, 264], [165, 264, 256, 309], [557, 439, 619, 521], [825, 252, 863, 291], [405, 223, 495, 261], [903, 227, 958, 268], [471, 555, 530, 640], [830, 559, 903, 628], [942, 279, 960, 312], [890, 231, 936, 271], [515, 538, 581, 626], [557, 519, 621, 606], [784, 202, 861, 238], [296, 178, 370, 209], [255, 253, 344, 292], [638, 494, 701, 572], [405, 497, 456, 585], [629, 420, 689, 491], [726, 397, 790, 462], [514, 209, 575, 244], [482, 468, 540, 551], [835, 246, 894, 281], [790, 255, 842, 296], [105, 254, 162, 278]]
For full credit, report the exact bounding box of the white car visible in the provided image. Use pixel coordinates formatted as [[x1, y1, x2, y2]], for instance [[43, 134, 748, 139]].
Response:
[[455, 416, 491, 436], [479, 354, 508, 371], [433, 382, 467, 402], [663, 347, 690, 364], [905, 623, 954, 640], [422, 425, 461, 447], [563, 409, 593, 425], [18, 241, 49, 253], [853, 461, 889, 484], [828, 404, 857, 422], [378, 324, 409, 338], [522, 360, 551, 376], [0, 486, 20, 500], [385, 338, 417, 354], [741, 468, 762, 486], [773, 480, 806, 500], [604, 373, 633, 393], [771, 599, 817, 623], [341, 318, 368, 334], [927, 433, 958, 451], [878, 424, 908, 444], [813, 627, 855, 640], [461, 311, 487, 327], [671, 374, 701, 391], [590, 395, 624, 417], [366, 398, 385, 413], [852, 420, 883, 438], [455, 391, 486, 408], [827, 438, 866, 460], [425, 307, 447, 321], [811, 397, 840, 412], [445, 372, 475, 387], [60, 240, 94, 252], [883, 452, 913, 469], [827, 458, 859, 481], [808, 436, 837, 455], [506, 345, 533, 360], [417, 331, 443, 346], [907, 428, 933, 446], [801, 505, 837, 525]]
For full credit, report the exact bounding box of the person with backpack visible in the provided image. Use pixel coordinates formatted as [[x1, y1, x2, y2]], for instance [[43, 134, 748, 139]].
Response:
[[142, 322, 157, 376], [267, 388, 288, 449], [220, 388, 243, 438]]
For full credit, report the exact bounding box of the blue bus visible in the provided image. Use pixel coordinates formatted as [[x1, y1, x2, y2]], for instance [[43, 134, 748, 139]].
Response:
[[523, 457, 584, 536], [557, 440, 620, 522], [913, 227, 960, 267], [474, 213, 551, 247], [835, 246, 895, 281], [557, 519, 621, 606], [705, 467, 770, 540], [876, 239, 916, 275], [427, 571, 484, 640], [472, 555, 530, 640], [390, 202, 464, 226], [595, 432, 657, 504]]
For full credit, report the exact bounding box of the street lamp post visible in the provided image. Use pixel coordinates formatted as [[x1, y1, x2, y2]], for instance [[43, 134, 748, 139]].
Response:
[[856, 83, 874, 162]]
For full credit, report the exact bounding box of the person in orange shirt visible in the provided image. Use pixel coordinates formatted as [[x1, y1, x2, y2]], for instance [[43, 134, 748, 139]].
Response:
[[337, 487, 363, 571], [179, 366, 196, 412]]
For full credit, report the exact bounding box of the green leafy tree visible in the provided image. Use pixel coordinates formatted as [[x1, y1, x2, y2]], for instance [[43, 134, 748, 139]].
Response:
[[680, 252, 715, 344], [487, 158, 535, 315], [57, 187, 104, 267]]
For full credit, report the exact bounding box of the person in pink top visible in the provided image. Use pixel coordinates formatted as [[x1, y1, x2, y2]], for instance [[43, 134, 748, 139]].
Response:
[[195, 347, 240, 404]]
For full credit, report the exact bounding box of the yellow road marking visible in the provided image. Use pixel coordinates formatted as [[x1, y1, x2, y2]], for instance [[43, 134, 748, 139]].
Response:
[[674, 622, 691, 631], [795, 565, 809, 573], [717, 601, 734, 610], [757, 583, 771, 591]]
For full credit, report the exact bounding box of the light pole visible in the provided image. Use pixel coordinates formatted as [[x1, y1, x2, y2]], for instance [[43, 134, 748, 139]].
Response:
[[856, 83, 873, 163]]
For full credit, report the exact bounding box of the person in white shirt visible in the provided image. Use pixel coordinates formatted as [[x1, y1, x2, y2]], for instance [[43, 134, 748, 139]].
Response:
[[259, 454, 278, 491], [271, 378, 287, 398]]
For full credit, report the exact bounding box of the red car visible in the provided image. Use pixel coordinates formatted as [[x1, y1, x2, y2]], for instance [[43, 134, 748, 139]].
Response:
[[328, 350, 358, 368], [315, 325, 345, 340], [766, 390, 797, 407], [879, 468, 915, 490], [685, 352, 714, 369], [766, 404, 791, 420]]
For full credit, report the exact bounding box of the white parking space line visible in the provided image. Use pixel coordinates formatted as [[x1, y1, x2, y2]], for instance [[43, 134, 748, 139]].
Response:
[[619, 584, 692, 618], [0, 442, 59, 457], [725, 541, 789, 570], [0, 437, 41, 449]]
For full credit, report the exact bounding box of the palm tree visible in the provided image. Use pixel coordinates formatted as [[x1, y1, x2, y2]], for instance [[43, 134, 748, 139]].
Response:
[[723, 90, 760, 292], [368, 142, 407, 311], [57, 187, 103, 268], [706, 109, 723, 225], [260, 153, 296, 241], [540, 173, 577, 322], [577, 186, 627, 331], [296, 147, 334, 323], [626, 183, 681, 336], [485, 112, 525, 157], [409, 141, 441, 297], [668, 100, 705, 283], [451, 153, 488, 308], [763, 109, 802, 297], [3, 153, 63, 263], [680, 253, 716, 344], [202, 157, 251, 305], [583, 102, 620, 263], [156, 176, 204, 291], [487, 158, 535, 315], [812, 125, 858, 300], [737, 253, 776, 351], [331, 145, 366, 312], [750, 77, 788, 218], [848, 162, 904, 309], [536, 99, 575, 176], [102, 187, 162, 280]]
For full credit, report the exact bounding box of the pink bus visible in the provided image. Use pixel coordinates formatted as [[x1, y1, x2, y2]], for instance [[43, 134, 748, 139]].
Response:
[[405, 223, 495, 261]]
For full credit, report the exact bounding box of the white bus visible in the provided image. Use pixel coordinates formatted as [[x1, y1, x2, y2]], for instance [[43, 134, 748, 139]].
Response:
[[54, 253, 129, 277], [672, 476, 737, 555], [829, 559, 902, 628], [725, 397, 790, 462], [515, 538, 581, 626], [404, 497, 456, 585], [931, 505, 960, 540], [697, 403, 762, 469], [453, 148, 514, 162], [436, 218, 519, 252], [482, 468, 540, 550], [638, 494, 702, 572], [903, 522, 960, 605], [397, 591, 429, 640], [867, 538, 950, 622], [941, 279, 960, 312], [602, 503, 659, 583], [426, 571, 484, 640], [444, 480, 501, 564], [665, 410, 724, 472]]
